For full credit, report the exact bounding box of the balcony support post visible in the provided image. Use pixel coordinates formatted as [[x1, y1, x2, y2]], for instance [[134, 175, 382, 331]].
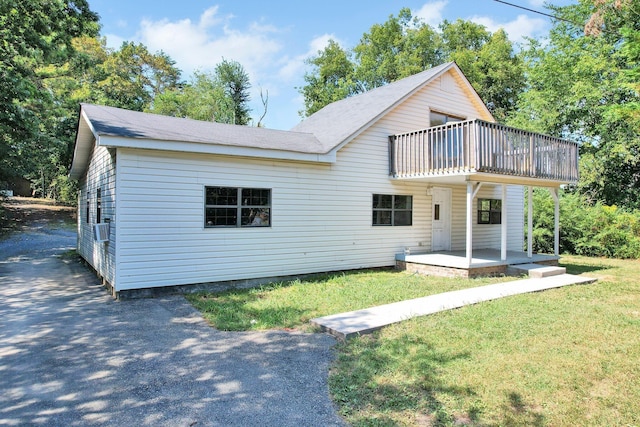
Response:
[[550, 187, 560, 256], [466, 181, 474, 266], [501, 184, 508, 261], [527, 186, 533, 258]]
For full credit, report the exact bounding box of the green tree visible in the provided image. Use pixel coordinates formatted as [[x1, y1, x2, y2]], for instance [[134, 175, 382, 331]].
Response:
[[441, 20, 525, 122], [214, 59, 252, 125], [151, 70, 233, 122], [152, 60, 254, 125], [354, 8, 442, 91], [98, 42, 181, 111], [0, 0, 99, 185], [299, 40, 359, 116], [30, 36, 182, 200], [298, 9, 524, 122], [511, 1, 640, 208]]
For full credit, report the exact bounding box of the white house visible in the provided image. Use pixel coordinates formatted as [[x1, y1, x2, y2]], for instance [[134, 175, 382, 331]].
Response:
[[70, 62, 578, 298]]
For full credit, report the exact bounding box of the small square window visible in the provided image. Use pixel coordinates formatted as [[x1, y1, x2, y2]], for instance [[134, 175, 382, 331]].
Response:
[[478, 198, 502, 224]]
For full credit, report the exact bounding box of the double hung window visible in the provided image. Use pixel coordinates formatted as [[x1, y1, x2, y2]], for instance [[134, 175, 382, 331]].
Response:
[[372, 194, 413, 226], [205, 187, 271, 227]]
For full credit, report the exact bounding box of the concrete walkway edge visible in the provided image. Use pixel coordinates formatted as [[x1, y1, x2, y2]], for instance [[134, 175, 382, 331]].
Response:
[[311, 274, 597, 340]]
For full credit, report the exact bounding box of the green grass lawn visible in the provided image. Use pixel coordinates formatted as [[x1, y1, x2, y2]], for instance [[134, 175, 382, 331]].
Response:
[[186, 270, 516, 332], [187, 256, 640, 426]]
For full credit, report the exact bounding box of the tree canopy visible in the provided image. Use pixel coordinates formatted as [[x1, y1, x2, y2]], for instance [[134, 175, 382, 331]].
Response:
[[0, 0, 99, 187], [510, 0, 640, 208], [298, 9, 524, 122], [150, 59, 253, 125], [299, 3, 640, 211], [3, 1, 640, 216], [0, 1, 254, 200]]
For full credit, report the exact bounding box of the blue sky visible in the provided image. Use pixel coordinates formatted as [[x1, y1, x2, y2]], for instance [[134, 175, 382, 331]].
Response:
[[89, 0, 576, 130]]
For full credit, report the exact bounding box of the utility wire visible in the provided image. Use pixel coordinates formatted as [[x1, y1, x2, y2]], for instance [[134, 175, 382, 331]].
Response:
[[492, 0, 618, 36], [492, 0, 583, 27]]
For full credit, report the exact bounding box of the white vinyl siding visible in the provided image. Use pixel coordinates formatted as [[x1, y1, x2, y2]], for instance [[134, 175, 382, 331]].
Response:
[[79, 67, 525, 291], [470, 185, 524, 251], [77, 144, 116, 285], [114, 142, 433, 290]]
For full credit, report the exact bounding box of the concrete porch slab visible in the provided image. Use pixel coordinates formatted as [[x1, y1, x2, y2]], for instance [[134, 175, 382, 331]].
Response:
[[311, 274, 597, 340], [396, 249, 559, 269]]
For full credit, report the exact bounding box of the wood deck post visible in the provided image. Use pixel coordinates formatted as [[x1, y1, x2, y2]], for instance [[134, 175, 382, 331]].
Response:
[[551, 187, 560, 256], [527, 186, 533, 258], [466, 181, 473, 266], [501, 184, 507, 261]]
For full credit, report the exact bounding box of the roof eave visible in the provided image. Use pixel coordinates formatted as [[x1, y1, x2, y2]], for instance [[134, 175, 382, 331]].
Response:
[[69, 108, 99, 180], [98, 135, 337, 164]]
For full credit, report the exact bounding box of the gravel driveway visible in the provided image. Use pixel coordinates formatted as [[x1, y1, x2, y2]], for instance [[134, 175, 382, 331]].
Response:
[[0, 220, 346, 426]]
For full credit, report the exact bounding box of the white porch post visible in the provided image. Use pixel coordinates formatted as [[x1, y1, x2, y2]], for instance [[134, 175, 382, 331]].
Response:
[[501, 184, 507, 261], [466, 181, 473, 266], [527, 186, 533, 258], [550, 187, 560, 256]]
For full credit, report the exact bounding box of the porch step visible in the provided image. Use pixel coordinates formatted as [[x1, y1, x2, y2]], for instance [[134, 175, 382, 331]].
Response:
[[507, 263, 566, 278]]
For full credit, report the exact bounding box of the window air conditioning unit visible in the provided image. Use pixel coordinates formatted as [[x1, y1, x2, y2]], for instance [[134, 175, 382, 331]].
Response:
[[93, 223, 110, 243]]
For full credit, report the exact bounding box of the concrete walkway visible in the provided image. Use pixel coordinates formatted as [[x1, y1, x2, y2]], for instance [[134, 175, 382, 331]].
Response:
[[311, 273, 597, 340]]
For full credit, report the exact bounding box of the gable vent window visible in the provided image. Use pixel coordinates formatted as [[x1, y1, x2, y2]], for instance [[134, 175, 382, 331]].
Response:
[[372, 194, 412, 226], [430, 111, 464, 127], [205, 186, 271, 228]]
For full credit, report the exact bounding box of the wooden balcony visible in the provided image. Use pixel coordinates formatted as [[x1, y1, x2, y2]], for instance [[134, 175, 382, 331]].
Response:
[[389, 119, 579, 184]]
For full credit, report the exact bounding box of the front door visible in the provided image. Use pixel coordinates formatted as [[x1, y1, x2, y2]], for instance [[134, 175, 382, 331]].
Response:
[[432, 187, 452, 251]]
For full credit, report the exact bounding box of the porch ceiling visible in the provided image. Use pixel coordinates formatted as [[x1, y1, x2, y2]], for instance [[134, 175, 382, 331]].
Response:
[[391, 171, 566, 188]]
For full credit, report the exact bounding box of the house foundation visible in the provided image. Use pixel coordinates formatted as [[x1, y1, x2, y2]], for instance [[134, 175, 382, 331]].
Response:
[[396, 249, 559, 278]]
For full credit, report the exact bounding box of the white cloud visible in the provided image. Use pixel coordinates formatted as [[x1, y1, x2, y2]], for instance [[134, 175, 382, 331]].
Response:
[[414, 1, 448, 27], [133, 6, 282, 82], [277, 33, 343, 82], [469, 14, 548, 43], [104, 33, 126, 49]]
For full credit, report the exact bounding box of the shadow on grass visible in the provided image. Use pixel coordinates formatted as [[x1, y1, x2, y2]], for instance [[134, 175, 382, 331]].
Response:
[[495, 392, 545, 427], [559, 261, 615, 275], [187, 291, 313, 331], [330, 333, 477, 426]]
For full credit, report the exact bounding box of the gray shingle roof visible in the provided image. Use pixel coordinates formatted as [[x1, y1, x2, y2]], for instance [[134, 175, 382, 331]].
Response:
[[81, 103, 325, 154], [291, 62, 455, 148], [81, 62, 456, 157]]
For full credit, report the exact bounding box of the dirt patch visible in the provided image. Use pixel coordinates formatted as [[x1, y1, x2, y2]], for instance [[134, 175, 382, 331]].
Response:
[[1, 196, 76, 234]]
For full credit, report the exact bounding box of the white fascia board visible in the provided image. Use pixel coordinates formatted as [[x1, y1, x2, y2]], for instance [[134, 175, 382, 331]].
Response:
[[97, 135, 337, 164], [69, 111, 99, 180]]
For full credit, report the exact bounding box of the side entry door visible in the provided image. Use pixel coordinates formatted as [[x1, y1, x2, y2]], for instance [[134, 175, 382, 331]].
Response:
[[431, 187, 452, 251]]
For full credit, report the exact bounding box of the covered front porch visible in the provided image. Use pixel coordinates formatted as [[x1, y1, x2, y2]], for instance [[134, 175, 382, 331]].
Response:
[[389, 119, 579, 277], [396, 249, 560, 278]]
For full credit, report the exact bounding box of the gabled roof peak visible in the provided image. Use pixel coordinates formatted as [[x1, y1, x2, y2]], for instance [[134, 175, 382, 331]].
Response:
[[291, 62, 477, 149]]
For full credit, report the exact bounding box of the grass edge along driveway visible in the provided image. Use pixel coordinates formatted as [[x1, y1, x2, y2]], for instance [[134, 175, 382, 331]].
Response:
[[187, 256, 640, 426]]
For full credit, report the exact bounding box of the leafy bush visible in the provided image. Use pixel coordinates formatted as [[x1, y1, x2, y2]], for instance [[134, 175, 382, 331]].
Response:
[[528, 189, 640, 259]]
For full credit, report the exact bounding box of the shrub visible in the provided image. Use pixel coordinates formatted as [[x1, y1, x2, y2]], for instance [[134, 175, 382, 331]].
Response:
[[527, 189, 640, 259]]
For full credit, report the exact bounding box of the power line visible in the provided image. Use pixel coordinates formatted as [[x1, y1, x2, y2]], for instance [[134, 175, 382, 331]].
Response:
[[492, 0, 583, 28]]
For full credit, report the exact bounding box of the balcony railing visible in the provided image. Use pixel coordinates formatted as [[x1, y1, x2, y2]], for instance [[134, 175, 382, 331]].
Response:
[[389, 119, 579, 183]]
